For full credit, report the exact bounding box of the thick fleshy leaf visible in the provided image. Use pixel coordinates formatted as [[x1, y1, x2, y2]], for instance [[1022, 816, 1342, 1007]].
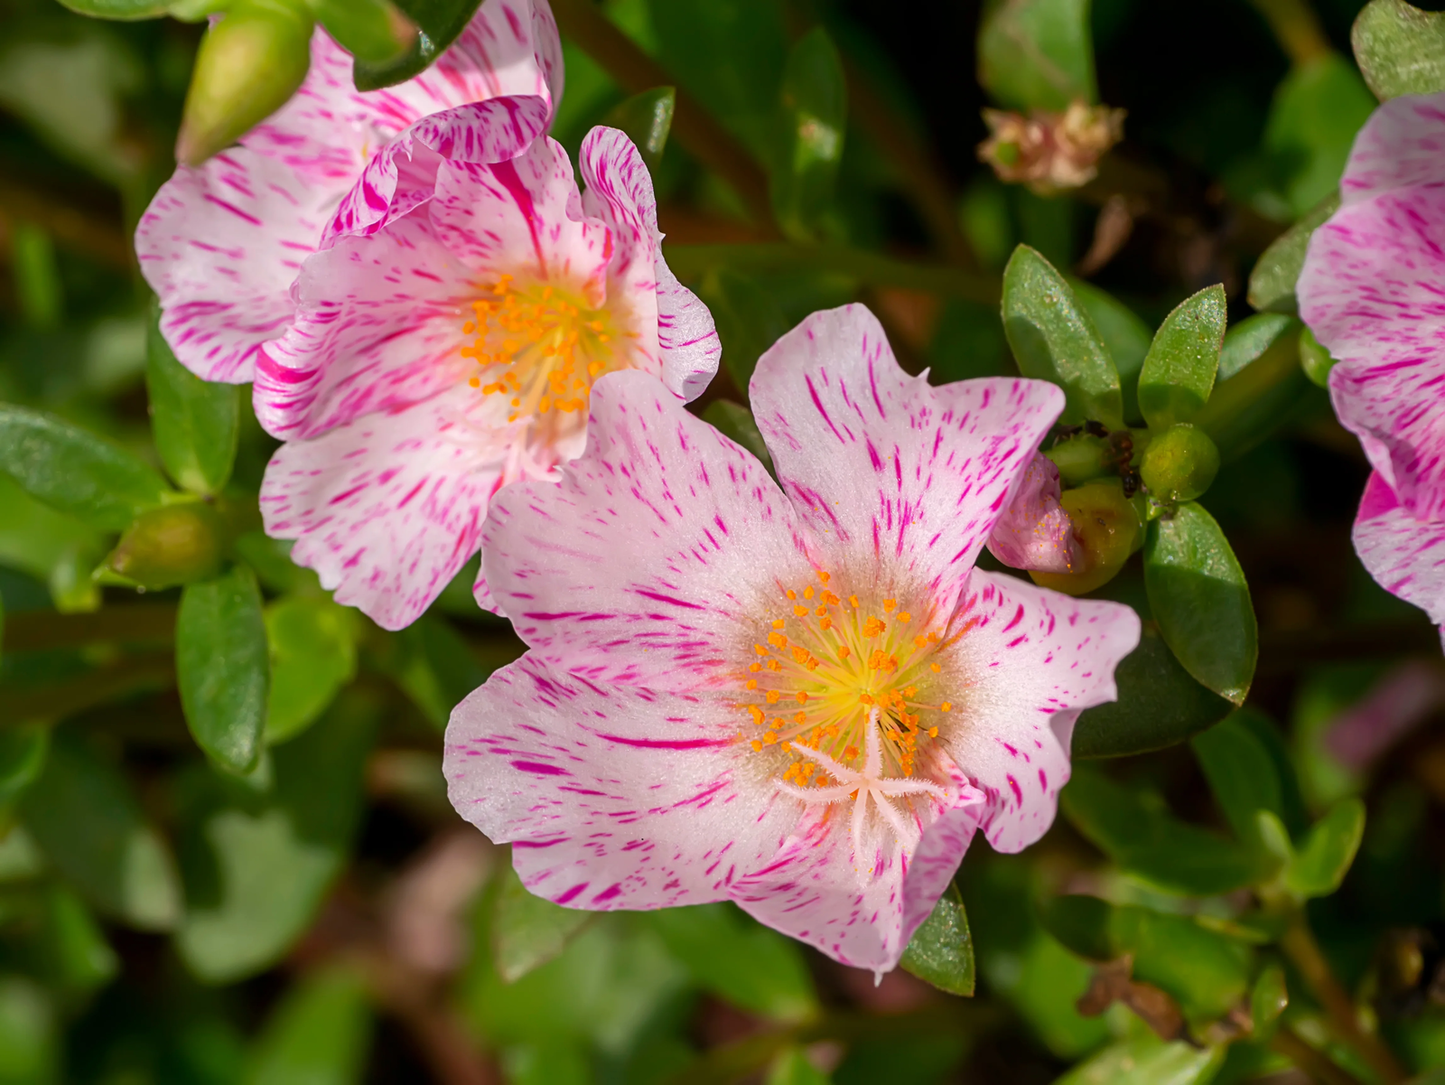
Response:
[[1352, 473, 1445, 632], [176, 695, 378, 983], [264, 596, 359, 745], [177, 566, 270, 774], [1217, 313, 1296, 382], [54, 0, 168, 18], [1250, 964, 1288, 1038], [0, 405, 172, 532], [243, 966, 372, 1085], [1070, 278, 1151, 425], [1072, 621, 1233, 759], [1286, 798, 1366, 900], [312, 0, 416, 65], [1193, 322, 1309, 464], [145, 306, 240, 496], [699, 269, 791, 391], [602, 87, 675, 172], [1052, 1032, 1225, 1085], [977, 0, 1096, 112], [21, 732, 181, 931], [1191, 710, 1285, 847], [1137, 285, 1226, 430], [1062, 763, 1266, 896], [1247, 192, 1340, 315], [353, 0, 484, 89], [492, 863, 594, 983], [899, 881, 975, 996], [1262, 53, 1376, 220], [1144, 503, 1257, 705], [772, 27, 847, 240], [1002, 246, 1122, 429], [0, 725, 48, 814], [1352, 0, 1445, 101]]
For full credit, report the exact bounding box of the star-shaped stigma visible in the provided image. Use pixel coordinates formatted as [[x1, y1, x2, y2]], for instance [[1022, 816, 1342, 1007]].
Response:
[[776, 706, 954, 876]]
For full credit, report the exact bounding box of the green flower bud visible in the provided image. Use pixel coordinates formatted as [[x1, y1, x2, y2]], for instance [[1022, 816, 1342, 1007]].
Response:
[[103, 503, 225, 590], [1030, 479, 1139, 596], [1298, 325, 1337, 388], [176, 0, 315, 168], [1044, 433, 1110, 487], [1140, 423, 1219, 504]]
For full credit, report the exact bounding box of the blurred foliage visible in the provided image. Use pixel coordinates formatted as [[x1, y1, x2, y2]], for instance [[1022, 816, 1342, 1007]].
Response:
[[1, 0, 1444, 1082]]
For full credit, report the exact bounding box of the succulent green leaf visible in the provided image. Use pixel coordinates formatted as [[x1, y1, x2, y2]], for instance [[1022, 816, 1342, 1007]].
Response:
[[1145, 503, 1258, 705], [0, 725, 48, 812], [244, 966, 372, 1085], [1194, 323, 1311, 463], [493, 863, 593, 984], [649, 903, 819, 1022], [381, 616, 496, 730], [1217, 313, 1296, 381], [900, 881, 975, 996], [21, 732, 181, 931], [1353, 0, 1445, 100], [53, 0, 170, 17], [978, 0, 1096, 112], [1298, 325, 1339, 388], [1191, 710, 1285, 846], [177, 566, 270, 774], [1286, 798, 1366, 900], [176, 695, 378, 982], [1002, 245, 1122, 428], [34, 885, 119, 994], [1250, 963, 1288, 1039], [1073, 622, 1234, 759], [1247, 193, 1340, 314], [353, 0, 482, 90], [1070, 278, 1152, 424], [602, 87, 676, 172], [1262, 53, 1376, 220], [698, 269, 791, 393], [145, 304, 239, 495], [310, 0, 415, 65], [264, 596, 360, 745], [1138, 285, 1226, 430], [767, 1046, 831, 1085], [772, 27, 847, 239], [1052, 1033, 1225, 1085], [1062, 764, 1265, 896], [0, 404, 172, 532]]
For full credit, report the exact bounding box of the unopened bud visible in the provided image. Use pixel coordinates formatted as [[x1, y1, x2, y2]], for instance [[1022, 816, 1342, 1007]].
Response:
[[978, 100, 1126, 195], [1045, 433, 1111, 487], [176, 0, 314, 168], [1140, 424, 1219, 504], [1030, 479, 1139, 596], [103, 503, 225, 590], [1298, 325, 1338, 389]]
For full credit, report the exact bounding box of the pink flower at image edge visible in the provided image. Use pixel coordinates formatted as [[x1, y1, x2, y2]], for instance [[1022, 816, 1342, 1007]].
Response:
[[443, 304, 1139, 973], [1298, 91, 1445, 646]]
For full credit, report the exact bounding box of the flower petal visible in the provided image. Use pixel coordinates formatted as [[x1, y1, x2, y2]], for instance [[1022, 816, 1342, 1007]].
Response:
[[940, 569, 1140, 852], [750, 304, 1065, 612], [1300, 187, 1445, 520], [579, 126, 721, 402], [259, 385, 500, 630], [444, 654, 796, 909], [1353, 471, 1445, 632], [986, 453, 1081, 573], [479, 369, 814, 686], [134, 149, 328, 383], [1339, 92, 1445, 204], [254, 211, 471, 439]]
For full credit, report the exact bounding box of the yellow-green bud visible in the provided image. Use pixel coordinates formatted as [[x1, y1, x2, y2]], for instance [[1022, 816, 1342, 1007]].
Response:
[[1298, 325, 1337, 388], [103, 503, 225, 590], [1140, 423, 1219, 504], [1044, 433, 1110, 488], [1030, 479, 1139, 596], [176, 0, 315, 168]]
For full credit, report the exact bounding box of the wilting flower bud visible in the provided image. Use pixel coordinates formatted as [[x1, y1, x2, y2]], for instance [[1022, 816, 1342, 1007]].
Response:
[[1298, 325, 1338, 389], [176, 0, 314, 168], [103, 503, 225, 590], [1140, 424, 1220, 504], [1030, 479, 1140, 596], [978, 100, 1126, 195]]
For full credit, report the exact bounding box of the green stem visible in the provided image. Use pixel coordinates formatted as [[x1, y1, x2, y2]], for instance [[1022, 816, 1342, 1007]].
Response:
[[547, 0, 777, 231], [1280, 913, 1408, 1084], [1248, 0, 1332, 65], [3, 653, 175, 726], [665, 242, 999, 303], [1271, 1027, 1369, 1085]]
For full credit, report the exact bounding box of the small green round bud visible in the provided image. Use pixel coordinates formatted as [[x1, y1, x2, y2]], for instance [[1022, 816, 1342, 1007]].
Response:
[[176, 0, 314, 167], [1140, 424, 1219, 503], [1030, 479, 1139, 596], [1044, 433, 1111, 488], [1298, 325, 1337, 388], [104, 503, 225, 590]]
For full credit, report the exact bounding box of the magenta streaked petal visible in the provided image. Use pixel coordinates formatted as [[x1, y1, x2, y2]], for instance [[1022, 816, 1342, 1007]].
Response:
[[939, 569, 1140, 853], [1337, 92, 1445, 203], [986, 453, 1082, 573], [1353, 471, 1445, 634], [259, 385, 501, 630], [134, 148, 331, 383], [479, 369, 814, 687], [444, 654, 797, 910]]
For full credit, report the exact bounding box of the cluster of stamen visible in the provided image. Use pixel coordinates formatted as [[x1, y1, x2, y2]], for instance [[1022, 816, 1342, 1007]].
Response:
[[460, 274, 630, 425], [735, 570, 955, 788]]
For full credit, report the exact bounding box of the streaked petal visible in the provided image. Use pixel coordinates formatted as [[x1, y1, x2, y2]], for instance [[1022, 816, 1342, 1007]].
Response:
[[444, 654, 796, 910], [1353, 471, 1445, 632], [986, 453, 1081, 573], [1339, 92, 1445, 203]]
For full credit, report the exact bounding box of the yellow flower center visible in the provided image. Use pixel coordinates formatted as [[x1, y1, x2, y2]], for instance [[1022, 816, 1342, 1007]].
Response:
[[736, 569, 956, 785], [460, 273, 631, 428]]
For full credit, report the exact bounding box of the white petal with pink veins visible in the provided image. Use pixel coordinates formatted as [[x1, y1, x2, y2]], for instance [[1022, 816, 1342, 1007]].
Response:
[[260, 384, 508, 631], [1353, 471, 1445, 634], [986, 453, 1082, 573]]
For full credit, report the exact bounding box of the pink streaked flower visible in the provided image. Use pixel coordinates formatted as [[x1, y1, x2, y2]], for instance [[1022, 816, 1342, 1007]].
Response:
[[987, 453, 1082, 574], [135, 0, 562, 384], [1298, 91, 1445, 644], [443, 305, 1139, 974], [256, 128, 721, 630]]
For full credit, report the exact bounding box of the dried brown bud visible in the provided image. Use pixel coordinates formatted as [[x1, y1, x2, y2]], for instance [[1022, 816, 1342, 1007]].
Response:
[[978, 100, 1126, 194]]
